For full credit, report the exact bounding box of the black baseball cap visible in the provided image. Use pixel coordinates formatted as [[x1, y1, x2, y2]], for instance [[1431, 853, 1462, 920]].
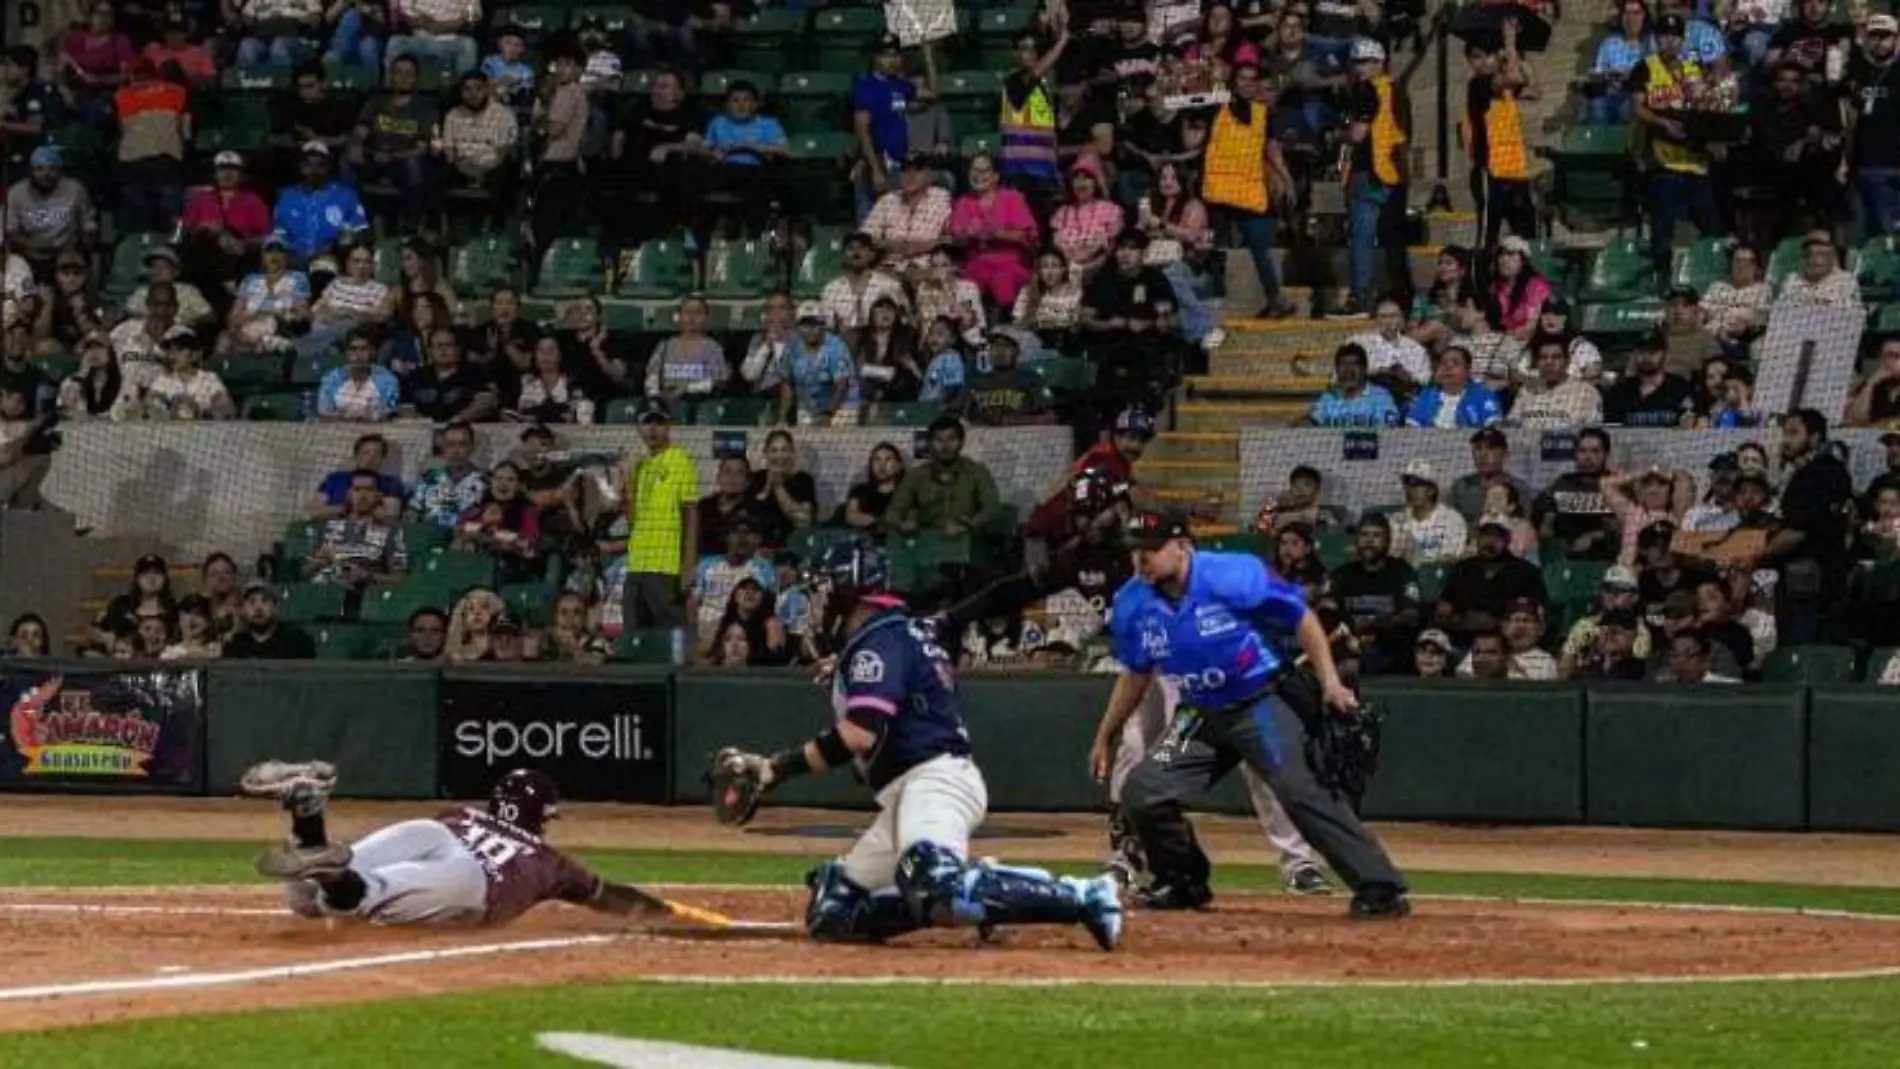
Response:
[[724, 513, 760, 535], [635, 396, 672, 424], [1470, 426, 1508, 449], [1665, 284, 1700, 303], [1657, 13, 1686, 33], [134, 554, 169, 575], [874, 33, 903, 54], [1125, 510, 1193, 549], [1599, 607, 1639, 630], [1543, 296, 1573, 316]]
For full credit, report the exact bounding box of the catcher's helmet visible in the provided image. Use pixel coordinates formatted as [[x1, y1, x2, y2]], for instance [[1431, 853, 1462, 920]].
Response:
[[809, 540, 892, 597], [489, 768, 560, 835], [1113, 408, 1156, 439]]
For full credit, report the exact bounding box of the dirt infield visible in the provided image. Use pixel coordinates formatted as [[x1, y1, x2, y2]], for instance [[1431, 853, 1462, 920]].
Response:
[[3, 887, 1900, 1034]]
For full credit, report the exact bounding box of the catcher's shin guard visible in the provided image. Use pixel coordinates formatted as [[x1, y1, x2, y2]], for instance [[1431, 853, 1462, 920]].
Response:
[[896, 842, 1089, 928], [804, 860, 919, 943]]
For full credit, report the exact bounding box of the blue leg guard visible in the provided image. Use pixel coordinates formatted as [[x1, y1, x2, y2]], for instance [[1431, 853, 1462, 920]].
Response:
[[803, 860, 920, 943], [895, 842, 1089, 929]]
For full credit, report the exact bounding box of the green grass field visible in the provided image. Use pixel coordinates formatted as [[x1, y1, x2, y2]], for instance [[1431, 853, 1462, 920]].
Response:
[[3, 837, 1899, 1068]]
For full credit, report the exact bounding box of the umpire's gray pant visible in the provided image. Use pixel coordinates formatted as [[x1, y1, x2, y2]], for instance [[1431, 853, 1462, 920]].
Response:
[[286, 819, 489, 926], [1108, 675, 1320, 877], [1121, 690, 1406, 893]]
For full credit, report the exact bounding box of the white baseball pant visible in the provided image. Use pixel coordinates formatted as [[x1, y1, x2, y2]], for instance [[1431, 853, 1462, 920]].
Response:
[[840, 754, 990, 891], [285, 819, 489, 926], [1108, 675, 1321, 877]]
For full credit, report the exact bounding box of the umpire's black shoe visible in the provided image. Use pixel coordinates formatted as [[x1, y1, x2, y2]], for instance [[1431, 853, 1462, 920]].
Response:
[[1348, 883, 1411, 920], [1135, 880, 1214, 911]]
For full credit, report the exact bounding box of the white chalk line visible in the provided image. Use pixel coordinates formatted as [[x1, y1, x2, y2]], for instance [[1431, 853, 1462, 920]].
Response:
[[1, 889, 1899, 1003]]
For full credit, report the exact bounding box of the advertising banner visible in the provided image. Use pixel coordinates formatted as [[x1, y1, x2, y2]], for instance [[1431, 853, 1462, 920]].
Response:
[[437, 676, 672, 803], [0, 667, 206, 793]]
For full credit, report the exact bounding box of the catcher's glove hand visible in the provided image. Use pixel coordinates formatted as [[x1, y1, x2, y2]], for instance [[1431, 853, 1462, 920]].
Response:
[[709, 747, 773, 826], [1303, 701, 1385, 810]]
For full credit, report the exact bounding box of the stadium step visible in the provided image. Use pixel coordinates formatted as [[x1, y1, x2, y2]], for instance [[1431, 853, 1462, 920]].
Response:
[[1142, 432, 1239, 463], [1184, 374, 1331, 401], [1173, 401, 1309, 433]]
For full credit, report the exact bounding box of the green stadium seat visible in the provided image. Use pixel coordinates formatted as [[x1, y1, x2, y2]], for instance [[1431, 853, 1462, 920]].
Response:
[[1870, 647, 1900, 682], [103, 233, 171, 299], [35, 350, 78, 383], [888, 532, 970, 592], [193, 94, 274, 157], [450, 234, 525, 293], [242, 392, 305, 421], [279, 519, 320, 571], [217, 354, 289, 392], [1579, 298, 1664, 338], [612, 628, 679, 664], [697, 68, 768, 104], [572, 4, 636, 32], [778, 71, 853, 133], [881, 401, 944, 427], [499, 581, 554, 627], [278, 582, 348, 624], [603, 397, 646, 425], [222, 65, 292, 92], [615, 237, 694, 299], [313, 622, 395, 660], [974, 5, 1037, 67], [702, 237, 776, 299], [1542, 125, 1635, 230], [494, 3, 569, 33], [1673, 238, 1731, 296], [1206, 533, 1272, 557], [693, 397, 773, 426], [1546, 560, 1609, 613], [417, 550, 496, 592], [791, 527, 865, 561], [958, 131, 1000, 161], [596, 297, 652, 333], [1582, 239, 1653, 302], [1759, 644, 1860, 684], [1315, 529, 1352, 569], [290, 349, 345, 386], [534, 237, 606, 298], [1415, 560, 1450, 603], [358, 582, 437, 625], [326, 63, 379, 100], [810, 8, 885, 72], [370, 235, 407, 286], [1873, 302, 1900, 336], [1027, 357, 1094, 393], [791, 228, 846, 299], [1857, 237, 1900, 303], [786, 130, 854, 165], [1766, 235, 1806, 295], [731, 8, 807, 73], [721, 299, 766, 334]]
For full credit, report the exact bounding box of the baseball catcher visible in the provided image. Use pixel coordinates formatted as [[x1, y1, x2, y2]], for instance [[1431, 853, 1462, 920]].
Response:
[[710, 541, 1124, 950], [242, 761, 703, 927], [1090, 511, 1411, 918]]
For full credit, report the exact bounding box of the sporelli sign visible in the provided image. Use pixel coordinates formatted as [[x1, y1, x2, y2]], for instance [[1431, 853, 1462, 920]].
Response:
[[437, 678, 671, 803]]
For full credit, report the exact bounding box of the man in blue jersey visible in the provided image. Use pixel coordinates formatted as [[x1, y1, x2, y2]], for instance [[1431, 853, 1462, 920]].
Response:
[[1091, 511, 1411, 917], [711, 542, 1124, 950]]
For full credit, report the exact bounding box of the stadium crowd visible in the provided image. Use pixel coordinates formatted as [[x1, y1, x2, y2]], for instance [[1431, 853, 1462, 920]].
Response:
[[2, 0, 1900, 684]]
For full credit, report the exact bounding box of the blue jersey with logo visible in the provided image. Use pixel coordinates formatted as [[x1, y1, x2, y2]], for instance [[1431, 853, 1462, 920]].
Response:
[[832, 608, 972, 790], [1109, 551, 1308, 710]]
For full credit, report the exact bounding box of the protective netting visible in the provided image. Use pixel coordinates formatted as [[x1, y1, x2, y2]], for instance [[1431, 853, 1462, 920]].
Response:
[[38, 424, 1072, 564]]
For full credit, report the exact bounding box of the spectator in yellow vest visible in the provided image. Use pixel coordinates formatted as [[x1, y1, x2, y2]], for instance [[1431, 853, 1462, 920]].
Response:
[[1630, 15, 1724, 285], [1203, 63, 1296, 319], [1341, 38, 1410, 319], [1464, 17, 1539, 250]]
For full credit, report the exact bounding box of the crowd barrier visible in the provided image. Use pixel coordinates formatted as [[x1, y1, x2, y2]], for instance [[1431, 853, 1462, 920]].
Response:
[[3, 661, 1897, 832], [40, 424, 1073, 563]]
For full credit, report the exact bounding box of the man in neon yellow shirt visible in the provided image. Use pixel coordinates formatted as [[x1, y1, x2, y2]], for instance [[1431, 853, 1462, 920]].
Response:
[[624, 397, 699, 631]]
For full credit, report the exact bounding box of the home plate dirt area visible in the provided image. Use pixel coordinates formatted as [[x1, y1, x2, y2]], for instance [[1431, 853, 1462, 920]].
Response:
[[4, 885, 1900, 1034]]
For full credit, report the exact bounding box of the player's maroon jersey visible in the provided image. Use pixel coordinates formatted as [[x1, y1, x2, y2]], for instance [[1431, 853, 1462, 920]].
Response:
[[434, 807, 601, 925]]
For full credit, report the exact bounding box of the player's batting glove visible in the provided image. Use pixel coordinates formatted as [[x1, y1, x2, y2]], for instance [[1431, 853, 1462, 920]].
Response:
[[709, 748, 773, 826]]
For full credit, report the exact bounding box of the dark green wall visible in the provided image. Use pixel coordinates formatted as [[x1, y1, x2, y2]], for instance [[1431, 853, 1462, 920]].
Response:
[[206, 663, 440, 799], [11, 659, 1895, 831]]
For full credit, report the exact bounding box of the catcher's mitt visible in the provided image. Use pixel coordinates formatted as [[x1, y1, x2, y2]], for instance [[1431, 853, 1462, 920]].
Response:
[[708, 748, 772, 826], [1303, 702, 1385, 811]]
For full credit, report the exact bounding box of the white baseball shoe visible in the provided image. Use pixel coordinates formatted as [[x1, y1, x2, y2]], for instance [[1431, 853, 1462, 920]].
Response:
[[239, 760, 337, 816]]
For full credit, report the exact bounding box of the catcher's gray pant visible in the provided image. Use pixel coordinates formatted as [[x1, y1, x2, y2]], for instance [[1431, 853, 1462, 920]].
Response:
[[839, 755, 989, 891], [286, 819, 489, 926], [1108, 676, 1321, 877]]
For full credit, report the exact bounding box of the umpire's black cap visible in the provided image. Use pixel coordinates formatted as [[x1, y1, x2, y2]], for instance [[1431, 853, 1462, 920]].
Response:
[[1125, 509, 1193, 549]]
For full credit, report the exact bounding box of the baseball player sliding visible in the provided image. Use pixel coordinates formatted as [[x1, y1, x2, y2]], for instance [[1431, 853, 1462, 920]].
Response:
[[710, 542, 1124, 951], [1092, 511, 1412, 917], [241, 762, 706, 927]]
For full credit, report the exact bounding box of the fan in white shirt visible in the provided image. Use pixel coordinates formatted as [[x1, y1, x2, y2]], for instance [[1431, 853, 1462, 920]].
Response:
[[1348, 299, 1433, 386], [142, 329, 235, 420], [1392, 459, 1469, 565]]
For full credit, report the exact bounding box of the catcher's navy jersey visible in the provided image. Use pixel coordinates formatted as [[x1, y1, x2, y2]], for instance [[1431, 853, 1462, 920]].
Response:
[[832, 608, 973, 790], [1109, 551, 1309, 710]]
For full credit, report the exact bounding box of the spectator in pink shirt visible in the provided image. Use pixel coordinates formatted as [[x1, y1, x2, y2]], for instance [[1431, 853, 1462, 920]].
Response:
[[946, 150, 1037, 310], [181, 151, 274, 290], [142, 12, 217, 83], [1050, 155, 1124, 279], [1487, 237, 1552, 340], [62, 2, 137, 88]]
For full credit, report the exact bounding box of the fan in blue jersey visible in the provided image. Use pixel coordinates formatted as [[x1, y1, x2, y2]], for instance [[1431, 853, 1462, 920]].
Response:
[[1090, 510, 1412, 917], [709, 541, 1124, 950]]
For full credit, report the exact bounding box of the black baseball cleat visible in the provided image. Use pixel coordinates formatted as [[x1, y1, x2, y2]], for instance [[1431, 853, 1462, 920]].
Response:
[[1135, 880, 1214, 911], [1348, 883, 1411, 919]]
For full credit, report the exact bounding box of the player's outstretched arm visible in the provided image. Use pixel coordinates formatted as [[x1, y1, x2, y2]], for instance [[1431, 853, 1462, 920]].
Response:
[[587, 880, 675, 916], [1088, 670, 1153, 783]]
